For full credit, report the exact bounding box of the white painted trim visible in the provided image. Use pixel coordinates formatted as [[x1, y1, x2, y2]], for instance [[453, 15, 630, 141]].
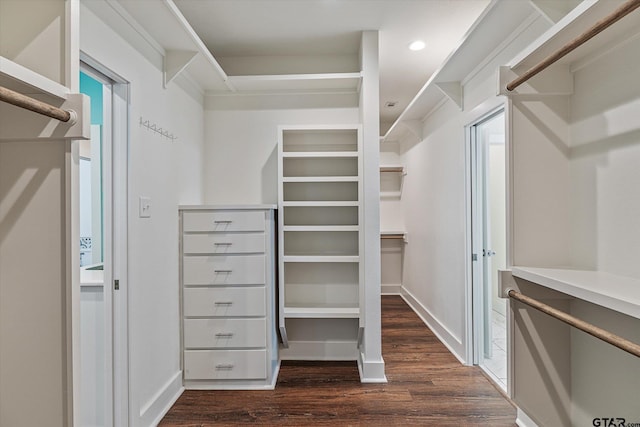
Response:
[[140, 371, 183, 425], [515, 407, 540, 427], [357, 351, 387, 383], [360, 29, 385, 384], [464, 118, 474, 365], [79, 56, 131, 427], [140, 371, 184, 426], [465, 105, 507, 366], [400, 288, 466, 365]]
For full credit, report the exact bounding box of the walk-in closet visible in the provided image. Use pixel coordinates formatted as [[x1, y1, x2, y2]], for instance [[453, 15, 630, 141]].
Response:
[[2, 1, 639, 426]]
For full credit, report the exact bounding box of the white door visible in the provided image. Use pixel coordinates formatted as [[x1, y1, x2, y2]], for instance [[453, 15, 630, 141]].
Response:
[[79, 61, 129, 426], [470, 110, 507, 391]]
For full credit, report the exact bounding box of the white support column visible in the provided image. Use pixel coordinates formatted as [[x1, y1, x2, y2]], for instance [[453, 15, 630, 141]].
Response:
[[358, 30, 386, 383]]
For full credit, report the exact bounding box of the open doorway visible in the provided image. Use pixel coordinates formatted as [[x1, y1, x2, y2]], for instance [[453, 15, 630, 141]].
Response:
[[469, 109, 507, 391], [79, 60, 129, 426]]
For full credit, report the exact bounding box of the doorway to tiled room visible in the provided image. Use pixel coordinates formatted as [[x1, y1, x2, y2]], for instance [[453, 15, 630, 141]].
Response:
[[469, 109, 507, 391]]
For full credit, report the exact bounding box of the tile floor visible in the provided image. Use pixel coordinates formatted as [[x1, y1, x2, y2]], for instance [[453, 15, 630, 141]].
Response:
[[482, 309, 507, 391]]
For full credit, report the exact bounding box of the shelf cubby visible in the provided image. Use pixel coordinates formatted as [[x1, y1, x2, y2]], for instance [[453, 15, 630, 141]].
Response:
[[278, 125, 363, 360]]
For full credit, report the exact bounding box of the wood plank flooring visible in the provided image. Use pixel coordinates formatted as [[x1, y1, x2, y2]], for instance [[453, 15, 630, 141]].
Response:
[[160, 295, 516, 426]]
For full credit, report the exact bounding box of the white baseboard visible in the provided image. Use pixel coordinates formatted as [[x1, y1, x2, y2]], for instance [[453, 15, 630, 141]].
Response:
[[139, 371, 184, 427], [516, 407, 540, 427], [400, 287, 467, 364], [357, 351, 387, 383]]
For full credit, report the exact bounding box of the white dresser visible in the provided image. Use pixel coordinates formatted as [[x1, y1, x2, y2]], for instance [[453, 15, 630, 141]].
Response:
[[179, 205, 279, 389]]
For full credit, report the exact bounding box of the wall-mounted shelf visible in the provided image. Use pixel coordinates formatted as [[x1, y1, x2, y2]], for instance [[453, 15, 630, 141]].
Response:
[[283, 225, 359, 232], [508, 0, 640, 76], [98, 0, 231, 92], [0, 56, 69, 100], [380, 164, 406, 199], [510, 267, 640, 320], [382, 0, 544, 143], [282, 151, 358, 158], [283, 306, 360, 319], [227, 72, 362, 94]]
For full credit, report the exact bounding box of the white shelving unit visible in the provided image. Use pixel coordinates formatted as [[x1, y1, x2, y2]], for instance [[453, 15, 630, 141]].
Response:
[[379, 161, 406, 294], [501, 1, 640, 425], [278, 125, 363, 360]]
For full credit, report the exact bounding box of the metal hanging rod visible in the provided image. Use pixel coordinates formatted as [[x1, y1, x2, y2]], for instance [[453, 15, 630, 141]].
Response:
[[380, 166, 404, 173], [380, 234, 405, 240], [0, 85, 75, 123], [508, 289, 640, 358], [506, 0, 640, 92]]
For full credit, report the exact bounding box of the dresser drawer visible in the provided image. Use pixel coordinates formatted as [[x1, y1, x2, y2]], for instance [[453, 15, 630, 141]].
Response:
[[183, 287, 266, 317], [183, 255, 265, 285], [184, 350, 267, 380], [184, 318, 266, 349], [183, 233, 265, 255], [182, 211, 265, 232]]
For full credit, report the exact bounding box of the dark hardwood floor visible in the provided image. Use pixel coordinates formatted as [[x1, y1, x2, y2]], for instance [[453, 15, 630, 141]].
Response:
[[160, 295, 516, 426]]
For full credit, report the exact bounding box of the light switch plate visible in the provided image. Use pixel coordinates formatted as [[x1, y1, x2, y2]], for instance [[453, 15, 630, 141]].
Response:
[[139, 196, 151, 218]]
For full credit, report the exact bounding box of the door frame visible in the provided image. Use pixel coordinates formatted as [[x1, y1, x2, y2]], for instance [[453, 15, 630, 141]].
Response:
[[79, 55, 130, 426], [464, 101, 513, 396]]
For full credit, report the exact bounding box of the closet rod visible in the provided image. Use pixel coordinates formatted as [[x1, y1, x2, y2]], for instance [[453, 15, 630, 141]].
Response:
[[0, 85, 73, 123], [508, 289, 640, 358], [380, 234, 404, 240], [506, 0, 640, 91]]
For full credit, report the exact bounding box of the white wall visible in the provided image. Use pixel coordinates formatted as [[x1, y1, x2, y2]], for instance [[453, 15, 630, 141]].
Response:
[[568, 33, 640, 426], [569, 37, 640, 280], [0, 1, 74, 426], [80, 4, 204, 426], [203, 104, 358, 204], [400, 100, 471, 358], [397, 14, 551, 361]]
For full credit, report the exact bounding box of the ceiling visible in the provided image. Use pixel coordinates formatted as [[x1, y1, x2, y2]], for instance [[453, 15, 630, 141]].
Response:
[[172, 0, 491, 132]]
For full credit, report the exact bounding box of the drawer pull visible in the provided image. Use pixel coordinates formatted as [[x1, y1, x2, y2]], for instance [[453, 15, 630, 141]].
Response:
[[214, 220, 232, 224], [214, 242, 232, 246], [214, 301, 233, 305], [214, 269, 233, 274], [215, 364, 234, 370], [215, 332, 234, 338]]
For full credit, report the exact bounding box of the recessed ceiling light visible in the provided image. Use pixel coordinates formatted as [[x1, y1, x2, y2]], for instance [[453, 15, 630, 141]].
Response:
[[408, 40, 426, 51]]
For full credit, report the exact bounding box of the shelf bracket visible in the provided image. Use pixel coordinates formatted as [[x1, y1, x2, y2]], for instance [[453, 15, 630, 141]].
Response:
[[164, 50, 198, 88], [279, 325, 289, 348], [435, 81, 463, 110]]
